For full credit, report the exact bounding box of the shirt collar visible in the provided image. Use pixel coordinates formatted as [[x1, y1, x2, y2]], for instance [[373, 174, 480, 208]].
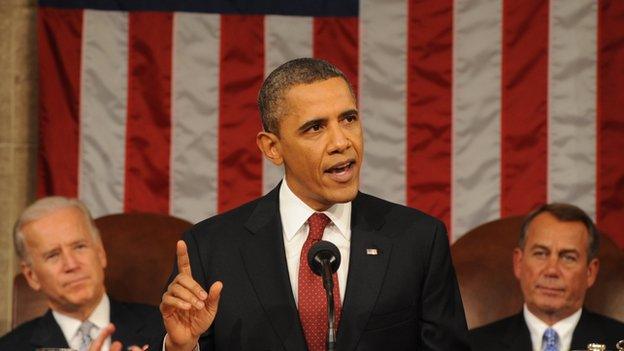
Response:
[[52, 293, 110, 342], [279, 178, 351, 242], [523, 304, 582, 348], [88, 293, 110, 330]]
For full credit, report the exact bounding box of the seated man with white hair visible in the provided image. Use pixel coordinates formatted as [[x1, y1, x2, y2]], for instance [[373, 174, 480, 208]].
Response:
[[0, 196, 164, 351]]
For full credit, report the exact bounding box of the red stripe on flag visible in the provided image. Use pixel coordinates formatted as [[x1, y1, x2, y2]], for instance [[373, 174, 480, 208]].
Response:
[[218, 15, 264, 213], [597, 0, 624, 249], [124, 12, 173, 213], [37, 8, 83, 198], [500, 0, 548, 217], [313, 17, 359, 94], [407, 0, 453, 232]]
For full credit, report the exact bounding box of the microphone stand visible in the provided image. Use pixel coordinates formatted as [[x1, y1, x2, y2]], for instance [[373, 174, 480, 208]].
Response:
[[321, 258, 337, 351], [308, 240, 341, 351]]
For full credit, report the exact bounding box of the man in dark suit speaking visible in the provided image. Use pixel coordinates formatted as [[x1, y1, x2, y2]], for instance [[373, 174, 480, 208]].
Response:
[[160, 58, 470, 351], [0, 197, 163, 351], [469, 203, 624, 350]]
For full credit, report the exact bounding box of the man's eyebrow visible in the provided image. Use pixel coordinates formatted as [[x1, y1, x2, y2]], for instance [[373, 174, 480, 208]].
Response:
[[297, 109, 359, 133], [339, 109, 358, 118], [41, 239, 87, 254], [41, 246, 60, 257], [529, 244, 550, 251], [298, 118, 326, 133], [558, 248, 580, 256]]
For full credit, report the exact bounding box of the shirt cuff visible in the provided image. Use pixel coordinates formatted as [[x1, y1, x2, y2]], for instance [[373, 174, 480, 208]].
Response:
[[162, 333, 200, 351]]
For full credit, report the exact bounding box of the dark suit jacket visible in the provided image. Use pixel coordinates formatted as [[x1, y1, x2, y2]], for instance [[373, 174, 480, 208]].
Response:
[[171, 186, 470, 350], [0, 299, 164, 350], [469, 309, 624, 350]]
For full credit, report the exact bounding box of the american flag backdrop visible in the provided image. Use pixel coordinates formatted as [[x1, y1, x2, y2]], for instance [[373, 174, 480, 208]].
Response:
[[37, 0, 624, 246]]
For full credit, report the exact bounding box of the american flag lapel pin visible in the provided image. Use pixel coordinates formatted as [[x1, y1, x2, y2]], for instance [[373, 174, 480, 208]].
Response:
[[366, 248, 378, 256]]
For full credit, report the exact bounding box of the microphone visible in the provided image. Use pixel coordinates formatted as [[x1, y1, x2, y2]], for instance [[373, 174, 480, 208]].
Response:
[[307, 240, 341, 290], [307, 240, 341, 351]]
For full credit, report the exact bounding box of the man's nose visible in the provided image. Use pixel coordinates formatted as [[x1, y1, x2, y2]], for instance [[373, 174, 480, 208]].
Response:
[[543, 255, 561, 277], [327, 125, 350, 153], [61, 250, 80, 271]]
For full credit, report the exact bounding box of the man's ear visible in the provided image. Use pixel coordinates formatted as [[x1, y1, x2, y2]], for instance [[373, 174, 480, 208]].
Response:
[[21, 261, 41, 291], [512, 247, 524, 280], [96, 239, 107, 270], [256, 131, 283, 166], [586, 258, 599, 288]]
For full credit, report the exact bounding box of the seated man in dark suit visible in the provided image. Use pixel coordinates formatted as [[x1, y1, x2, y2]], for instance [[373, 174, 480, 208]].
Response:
[[470, 203, 624, 350], [0, 196, 163, 351], [159, 58, 470, 351]]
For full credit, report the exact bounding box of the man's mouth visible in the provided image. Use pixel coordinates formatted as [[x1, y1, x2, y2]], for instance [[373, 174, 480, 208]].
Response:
[[326, 160, 354, 173], [64, 277, 90, 288], [325, 160, 356, 182], [536, 285, 565, 295]]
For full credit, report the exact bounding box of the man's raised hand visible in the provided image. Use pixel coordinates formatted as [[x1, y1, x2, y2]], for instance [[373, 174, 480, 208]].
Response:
[[88, 324, 148, 351], [160, 240, 222, 351]]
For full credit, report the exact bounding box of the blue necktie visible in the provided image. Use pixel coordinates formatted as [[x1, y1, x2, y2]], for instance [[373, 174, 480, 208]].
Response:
[[78, 320, 95, 351], [543, 327, 559, 351]]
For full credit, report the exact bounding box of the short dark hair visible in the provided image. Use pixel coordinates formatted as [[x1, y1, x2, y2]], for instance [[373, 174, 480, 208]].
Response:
[[519, 203, 599, 261], [257, 57, 353, 135]]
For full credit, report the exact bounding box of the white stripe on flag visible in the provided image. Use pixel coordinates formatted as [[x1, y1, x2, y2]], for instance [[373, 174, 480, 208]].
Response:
[[453, 0, 502, 237], [548, 0, 597, 218], [171, 13, 220, 223], [359, 0, 407, 205], [262, 15, 313, 194], [79, 9, 128, 217]]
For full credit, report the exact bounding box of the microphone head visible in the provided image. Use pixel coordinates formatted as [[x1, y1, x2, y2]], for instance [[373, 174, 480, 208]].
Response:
[[307, 240, 341, 276]]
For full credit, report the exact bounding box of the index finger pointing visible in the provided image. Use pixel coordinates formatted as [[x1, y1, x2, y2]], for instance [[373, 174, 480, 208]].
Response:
[[176, 240, 192, 276]]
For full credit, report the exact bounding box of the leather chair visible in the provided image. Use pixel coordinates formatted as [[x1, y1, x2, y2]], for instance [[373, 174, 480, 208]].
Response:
[[451, 216, 624, 330], [12, 212, 192, 328], [12, 273, 48, 328], [96, 212, 192, 306]]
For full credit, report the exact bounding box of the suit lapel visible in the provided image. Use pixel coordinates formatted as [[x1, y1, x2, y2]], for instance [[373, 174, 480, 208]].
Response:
[[336, 193, 393, 351], [571, 309, 603, 349], [110, 300, 145, 346], [239, 186, 307, 351], [500, 313, 532, 351], [30, 310, 70, 349]]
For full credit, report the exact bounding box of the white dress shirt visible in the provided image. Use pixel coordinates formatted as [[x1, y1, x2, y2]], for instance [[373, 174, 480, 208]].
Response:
[[524, 304, 582, 351], [279, 178, 351, 305], [53, 293, 111, 351]]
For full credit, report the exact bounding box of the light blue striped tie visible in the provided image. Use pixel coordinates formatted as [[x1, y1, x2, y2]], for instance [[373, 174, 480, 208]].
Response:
[[78, 321, 95, 351], [543, 327, 559, 351]]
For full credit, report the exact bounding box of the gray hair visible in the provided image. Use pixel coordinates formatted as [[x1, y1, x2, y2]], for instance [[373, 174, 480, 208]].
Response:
[[14, 196, 100, 262], [519, 203, 600, 261], [258, 57, 354, 135]]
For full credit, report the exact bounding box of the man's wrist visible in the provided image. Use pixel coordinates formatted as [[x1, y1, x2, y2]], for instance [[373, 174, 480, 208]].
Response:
[[163, 333, 200, 351]]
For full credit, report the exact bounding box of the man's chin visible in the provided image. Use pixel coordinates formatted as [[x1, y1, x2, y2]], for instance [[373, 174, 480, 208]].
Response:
[[52, 298, 90, 314], [328, 183, 359, 203], [532, 300, 564, 315], [63, 288, 100, 306]]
